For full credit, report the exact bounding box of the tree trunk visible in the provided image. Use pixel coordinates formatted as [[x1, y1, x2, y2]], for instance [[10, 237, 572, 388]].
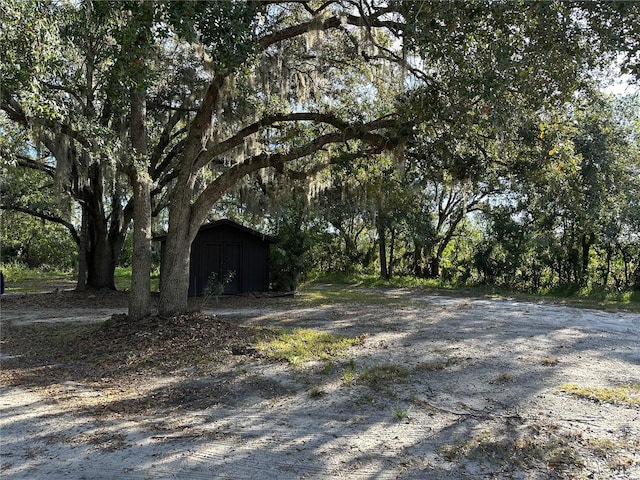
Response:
[[377, 214, 388, 280], [429, 255, 441, 279], [580, 233, 593, 286], [158, 172, 198, 316], [388, 227, 396, 279], [86, 232, 117, 289], [602, 244, 612, 288], [158, 212, 194, 316], [157, 77, 223, 316], [412, 240, 423, 277], [129, 175, 152, 319], [128, 85, 152, 320], [75, 206, 88, 291]]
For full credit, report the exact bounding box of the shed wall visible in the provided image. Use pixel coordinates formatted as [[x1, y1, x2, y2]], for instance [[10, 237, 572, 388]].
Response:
[[188, 224, 270, 296]]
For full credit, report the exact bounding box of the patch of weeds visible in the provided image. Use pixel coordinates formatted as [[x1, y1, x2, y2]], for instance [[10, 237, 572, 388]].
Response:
[[437, 431, 496, 462], [546, 442, 584, 469], [341, 364, 357, 386], [437, 429, 585, 472], [319, 361, 337, 375], [495, 373, 514, 383], [588, 437, 618, 457], [558, 383, 640, 406], [588, 437, 639, 472], [300, 287, 411, 307], [308, 385, 326, 398], [541, 357, 560, 366], [256, 328, 362, 365], [392, 405, 411, 421], [415, 361, 448, 372], [359, 364, 409, 392], [339, 362, 409, 393]]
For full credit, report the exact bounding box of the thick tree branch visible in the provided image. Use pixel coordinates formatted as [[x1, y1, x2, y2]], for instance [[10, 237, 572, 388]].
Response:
[[1, 98, 28, 125], [4, 153, 56, 178], [196, 113, 400, 171], [257, 6, 403, 52], [191, 122, 406, 232]]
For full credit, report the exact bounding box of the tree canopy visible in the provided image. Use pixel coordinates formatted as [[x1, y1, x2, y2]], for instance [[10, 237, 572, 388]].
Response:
[[2, 1, 639, 317]]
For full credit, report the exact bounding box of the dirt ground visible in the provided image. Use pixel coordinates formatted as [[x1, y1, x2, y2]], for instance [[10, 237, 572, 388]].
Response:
[[1, 288, 639, 479]]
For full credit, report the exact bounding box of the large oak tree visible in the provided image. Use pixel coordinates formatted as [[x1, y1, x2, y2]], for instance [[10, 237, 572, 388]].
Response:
[[3, 1, 638, 319]]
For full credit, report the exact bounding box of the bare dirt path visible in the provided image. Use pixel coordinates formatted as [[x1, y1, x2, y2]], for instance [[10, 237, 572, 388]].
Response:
[[1, 289, 639, 479]]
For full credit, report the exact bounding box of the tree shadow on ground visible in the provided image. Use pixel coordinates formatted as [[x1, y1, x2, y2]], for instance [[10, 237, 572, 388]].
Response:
[[1, 292, 639, 479]]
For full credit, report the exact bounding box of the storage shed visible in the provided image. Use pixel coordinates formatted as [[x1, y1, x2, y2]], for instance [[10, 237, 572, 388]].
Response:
[[159, 219, 275, 296]]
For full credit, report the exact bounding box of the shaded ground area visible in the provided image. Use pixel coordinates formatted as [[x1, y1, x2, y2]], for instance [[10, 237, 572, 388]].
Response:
[[1, 288, 639, 479]]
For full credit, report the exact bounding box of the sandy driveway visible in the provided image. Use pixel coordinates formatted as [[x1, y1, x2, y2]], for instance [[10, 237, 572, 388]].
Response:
[[1, 289, 639, 479]]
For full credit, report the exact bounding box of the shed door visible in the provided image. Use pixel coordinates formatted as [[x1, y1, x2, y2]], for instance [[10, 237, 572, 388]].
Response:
[[201, 243, 222, 296], [222, 243, 242, 294]]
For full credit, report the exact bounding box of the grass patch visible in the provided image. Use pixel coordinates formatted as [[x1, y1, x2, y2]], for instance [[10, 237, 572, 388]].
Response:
[[115, 266, 160, 292], [0, 263, 75, 292], [341, 360, 358, 386], [303, 272, 640, 312], [437, 430, 584, 471], [392, 405, 412, 421], [558, 383, 640, 406], [308, 385, 326, 398], [586, 435, 640, 469], [299, 287, 410, 307], [415, 361, 448, 372], [359, 364, 409, 391], [256, 328, 363, 365], [0, 265, 160, 293], [305, 272, 445, 290], [339, 362, 409, 392]]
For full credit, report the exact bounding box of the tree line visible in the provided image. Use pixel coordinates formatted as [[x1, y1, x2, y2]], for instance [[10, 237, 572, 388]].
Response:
[[1, 1, 639, 320]]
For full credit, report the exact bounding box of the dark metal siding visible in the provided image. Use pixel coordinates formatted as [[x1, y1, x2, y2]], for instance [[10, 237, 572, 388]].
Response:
[[188, 224, 270, 296]]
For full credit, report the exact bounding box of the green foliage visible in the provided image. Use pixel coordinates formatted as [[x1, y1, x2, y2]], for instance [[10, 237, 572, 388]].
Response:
[[1, 211, 76, 269], [269, 198, 316, 291], [200, 270, 235, 306], [480, 92, 640, 292]]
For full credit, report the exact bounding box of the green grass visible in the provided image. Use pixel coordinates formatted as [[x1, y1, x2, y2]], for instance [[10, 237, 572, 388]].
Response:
[[256, 328, 363, 365], [115, 267, 160, 292], [359, 364, 409, 388], [302, 272, 640, 312], [558, 383, 640, 407], [0, 262, 76, 292], [5, 265, 638, 312], [299, 287, 411, 306], [306, 272, 445, 290], [0, 264, 159, 293]]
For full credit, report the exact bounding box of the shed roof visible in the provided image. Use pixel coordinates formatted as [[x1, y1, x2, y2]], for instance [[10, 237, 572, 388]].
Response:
[[154, 219, 276, 243]]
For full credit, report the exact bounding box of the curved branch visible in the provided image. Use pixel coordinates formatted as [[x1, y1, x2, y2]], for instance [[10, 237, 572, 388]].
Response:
[[5, 153, 56, 178], [257, 6, 403, 52], [196, 112, 400, 171], [191, 121, 406, 231]]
